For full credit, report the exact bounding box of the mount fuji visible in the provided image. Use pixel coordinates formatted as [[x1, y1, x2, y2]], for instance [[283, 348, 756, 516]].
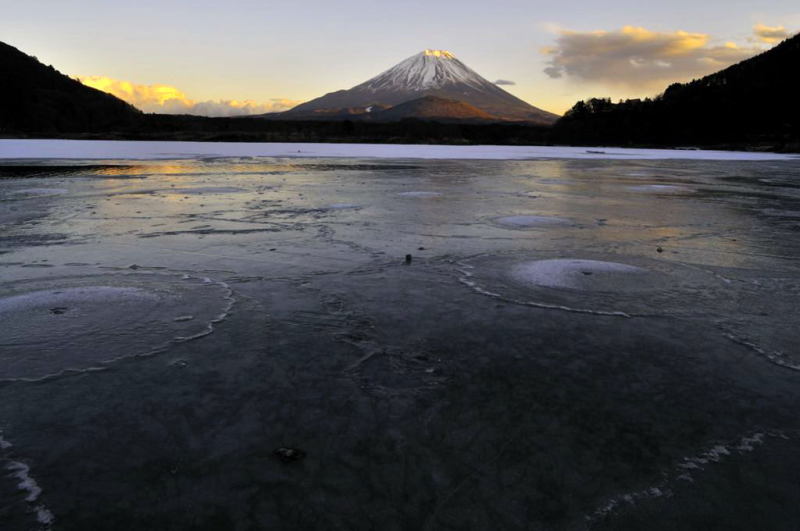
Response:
[[279, 50, 559, 124]]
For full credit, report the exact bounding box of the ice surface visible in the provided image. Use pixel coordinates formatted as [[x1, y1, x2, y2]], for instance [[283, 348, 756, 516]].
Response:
[[0, 151, 799, 530], [1, 139, 797, 161]]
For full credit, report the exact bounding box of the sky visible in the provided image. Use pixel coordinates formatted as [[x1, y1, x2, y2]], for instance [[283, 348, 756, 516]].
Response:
[[1, 0, 798, 116]]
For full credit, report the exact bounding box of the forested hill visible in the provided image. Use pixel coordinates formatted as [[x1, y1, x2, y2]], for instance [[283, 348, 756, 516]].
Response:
[[553, 33, 800, 148], [0, 41, 140, 134]]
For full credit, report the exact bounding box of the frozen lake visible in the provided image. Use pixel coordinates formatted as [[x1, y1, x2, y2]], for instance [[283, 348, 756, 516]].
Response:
[[1, 138, 798, 161], [1, 141, 800, 529]]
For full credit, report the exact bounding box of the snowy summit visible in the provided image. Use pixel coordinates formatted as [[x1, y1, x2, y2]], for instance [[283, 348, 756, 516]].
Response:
[[359, 50, 493, 92]]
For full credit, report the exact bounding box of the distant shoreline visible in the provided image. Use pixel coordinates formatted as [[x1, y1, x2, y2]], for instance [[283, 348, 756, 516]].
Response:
[[1, 139, 796, 161], [1, 132, 798, 155]]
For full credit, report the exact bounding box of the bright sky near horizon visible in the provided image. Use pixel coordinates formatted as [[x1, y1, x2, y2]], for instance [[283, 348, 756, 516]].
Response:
[[1, 0, 798, 116]]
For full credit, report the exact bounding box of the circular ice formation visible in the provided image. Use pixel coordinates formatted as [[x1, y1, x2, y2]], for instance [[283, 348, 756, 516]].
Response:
[[397, 191, 442, 198], [511, 259, 647, 290], [460, 252, 733, 317], [493, 215, 570, 228], [0, 274, 232, 380]]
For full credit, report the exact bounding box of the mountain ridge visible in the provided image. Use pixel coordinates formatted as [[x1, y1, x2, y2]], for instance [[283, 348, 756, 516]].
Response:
[[281, 50, 558, 124]]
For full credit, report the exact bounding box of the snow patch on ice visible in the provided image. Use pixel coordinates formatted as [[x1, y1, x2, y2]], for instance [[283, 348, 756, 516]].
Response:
[[510, 259, 647, 289], [456, 262, 633, 318]]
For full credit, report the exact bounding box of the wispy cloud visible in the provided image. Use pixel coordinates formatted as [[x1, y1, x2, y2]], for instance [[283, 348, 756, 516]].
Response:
[[542, 26, 762, 90], [494, 79, 516, 86], [78, 76, 301, 116], [752, 24, 790, 44]]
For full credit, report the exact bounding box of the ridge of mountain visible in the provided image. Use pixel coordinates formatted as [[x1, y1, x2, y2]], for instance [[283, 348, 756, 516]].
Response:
[[282, 50, 558, 124]]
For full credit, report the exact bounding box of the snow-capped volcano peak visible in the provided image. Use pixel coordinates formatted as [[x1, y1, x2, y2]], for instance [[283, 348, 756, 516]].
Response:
[[283, 50, 559, 124], [360, 50, 489, 92]]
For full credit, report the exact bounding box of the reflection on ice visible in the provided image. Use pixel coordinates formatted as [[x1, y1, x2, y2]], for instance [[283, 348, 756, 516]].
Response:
[[9, 188, 68, 197]]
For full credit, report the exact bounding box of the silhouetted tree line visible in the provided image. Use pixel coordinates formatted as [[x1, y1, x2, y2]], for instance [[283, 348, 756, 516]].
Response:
[[101, 114, 551, 145], [0, 42, 140, 134], [552, 34, 800, 150]]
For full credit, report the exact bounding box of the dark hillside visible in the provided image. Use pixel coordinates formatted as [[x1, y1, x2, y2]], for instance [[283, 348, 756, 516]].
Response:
[[554, 34, 800, 148], [0, 41, 140, 134]]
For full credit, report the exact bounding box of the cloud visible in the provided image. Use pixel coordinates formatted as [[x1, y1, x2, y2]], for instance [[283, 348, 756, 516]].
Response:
[[494, 79, 516, 86], [753, 24, 789, 44], [78, 76, 301, 116], [542, 26, 762, 90]]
